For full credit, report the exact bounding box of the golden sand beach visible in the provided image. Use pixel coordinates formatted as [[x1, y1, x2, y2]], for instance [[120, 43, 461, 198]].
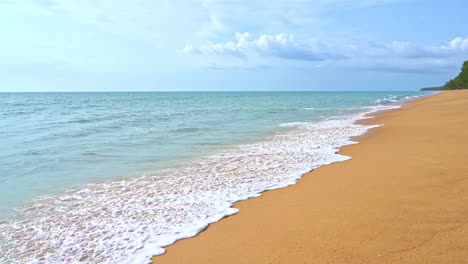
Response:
[[152, 91, 468, 264]]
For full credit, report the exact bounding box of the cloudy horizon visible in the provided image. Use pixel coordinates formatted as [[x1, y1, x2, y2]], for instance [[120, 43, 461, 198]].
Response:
[[1, 0, 467, 91]]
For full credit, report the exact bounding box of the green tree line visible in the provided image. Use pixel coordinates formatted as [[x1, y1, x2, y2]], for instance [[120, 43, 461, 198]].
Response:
[[422, 60, 468, 90], [442, 60, 468, 90]]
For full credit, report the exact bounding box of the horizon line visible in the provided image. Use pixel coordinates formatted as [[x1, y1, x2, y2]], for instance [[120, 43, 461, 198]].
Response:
[[0, 90, 423, 93]]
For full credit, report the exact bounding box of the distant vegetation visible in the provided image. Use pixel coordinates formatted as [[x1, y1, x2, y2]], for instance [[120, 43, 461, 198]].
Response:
[[421, 60, 468, 91], [420, 87, 442, 91]]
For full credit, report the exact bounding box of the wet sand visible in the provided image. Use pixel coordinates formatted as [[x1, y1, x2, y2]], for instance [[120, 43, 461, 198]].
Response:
[[152, 91, 468, 264]]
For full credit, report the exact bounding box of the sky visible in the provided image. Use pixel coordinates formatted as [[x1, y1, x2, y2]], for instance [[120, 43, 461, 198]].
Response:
[[0, 0, 467, 92]]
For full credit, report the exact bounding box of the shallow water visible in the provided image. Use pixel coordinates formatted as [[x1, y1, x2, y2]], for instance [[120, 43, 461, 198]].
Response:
[[0, 91, 428, 263]]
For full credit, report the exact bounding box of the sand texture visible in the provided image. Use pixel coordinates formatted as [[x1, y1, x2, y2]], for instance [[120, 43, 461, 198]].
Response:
[[152, 91, 468, 264]]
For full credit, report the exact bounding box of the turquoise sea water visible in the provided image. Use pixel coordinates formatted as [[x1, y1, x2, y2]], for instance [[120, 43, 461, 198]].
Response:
[[0, 91, 428, 263]]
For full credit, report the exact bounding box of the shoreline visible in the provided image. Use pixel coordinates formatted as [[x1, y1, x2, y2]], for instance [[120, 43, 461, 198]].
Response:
[[1, 92, 430, 264], [152, 90, 468, 263]]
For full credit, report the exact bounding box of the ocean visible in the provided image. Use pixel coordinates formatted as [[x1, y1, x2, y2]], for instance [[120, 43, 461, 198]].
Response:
[[0, 91, 429, 263]]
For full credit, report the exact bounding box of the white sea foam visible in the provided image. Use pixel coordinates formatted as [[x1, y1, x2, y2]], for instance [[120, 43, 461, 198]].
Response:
[[375, 94, 425, 105], [279, 122, 310, 127], [303, 106, 375, 111], [0, 97, 426, 264]]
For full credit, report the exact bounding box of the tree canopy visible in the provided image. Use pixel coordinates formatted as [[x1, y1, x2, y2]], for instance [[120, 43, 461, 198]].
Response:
[[442, 60, 468, 90], [422, 60, 468, 90]]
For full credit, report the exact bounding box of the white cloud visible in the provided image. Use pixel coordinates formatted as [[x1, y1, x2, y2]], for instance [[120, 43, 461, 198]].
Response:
[[186, 35, 468, 63], [385, 41, 433, 58], [184, 34, 468, 73], [382, 37, 468, 58], [445, 37, 468, 51], [344, 37, 468, 73], [184, 32, 343, 61]]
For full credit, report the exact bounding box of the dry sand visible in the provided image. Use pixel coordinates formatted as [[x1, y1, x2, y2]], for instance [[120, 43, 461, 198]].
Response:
[[152, 91, 468, 264]]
